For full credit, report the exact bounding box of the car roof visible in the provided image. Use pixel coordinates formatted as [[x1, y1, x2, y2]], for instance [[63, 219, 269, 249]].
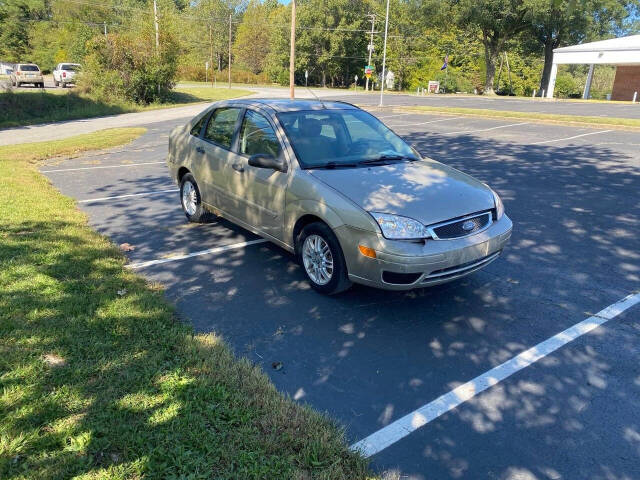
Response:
[[222, 98, 359, 113]]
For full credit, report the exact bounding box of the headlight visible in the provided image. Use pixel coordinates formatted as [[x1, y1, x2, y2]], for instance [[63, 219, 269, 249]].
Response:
[[491, 189, 504, 220], [370, 212, 428, 240]]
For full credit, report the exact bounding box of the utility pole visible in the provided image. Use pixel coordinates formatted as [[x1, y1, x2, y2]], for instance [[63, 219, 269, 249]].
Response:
[[153, 0, 160, 53], [228, 13, 232, 88], [209, 24, 213, 87], [289, 0, 296, 99], [378, 0, 390, 106], [365, 13, 375, 92]]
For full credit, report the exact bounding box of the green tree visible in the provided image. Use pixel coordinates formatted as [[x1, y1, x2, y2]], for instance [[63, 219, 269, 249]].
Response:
[[294, 0, 370, 87], [233, 0, 278, 73], [523, 0, 638, 94], [454, 0, 529, 94], [0, 1, 36, 62], [263, 3, 289, 83]]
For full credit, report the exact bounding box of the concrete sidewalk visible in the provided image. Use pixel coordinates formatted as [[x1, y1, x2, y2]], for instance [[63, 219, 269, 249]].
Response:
[[0, 103, 210, 146]]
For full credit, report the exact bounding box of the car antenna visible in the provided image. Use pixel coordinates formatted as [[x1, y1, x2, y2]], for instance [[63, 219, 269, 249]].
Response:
[[305, 85, 327, 109]]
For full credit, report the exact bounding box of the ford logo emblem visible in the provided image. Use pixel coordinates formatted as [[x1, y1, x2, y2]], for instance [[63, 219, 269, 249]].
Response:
[[461, 220, 475, 231]]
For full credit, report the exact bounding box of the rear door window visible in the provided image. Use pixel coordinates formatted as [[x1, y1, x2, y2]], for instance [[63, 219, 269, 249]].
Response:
[[204, 108, 241, 149]]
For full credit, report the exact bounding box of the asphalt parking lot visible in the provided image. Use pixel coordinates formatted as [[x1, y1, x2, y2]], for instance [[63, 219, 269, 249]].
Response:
[[351, 93, 640, 119], [40, 109, 640, 479]]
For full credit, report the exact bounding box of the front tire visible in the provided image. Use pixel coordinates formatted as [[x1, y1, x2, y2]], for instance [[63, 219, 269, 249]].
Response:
[[297, 222, 351, 295], [179, 173, 211, 223]]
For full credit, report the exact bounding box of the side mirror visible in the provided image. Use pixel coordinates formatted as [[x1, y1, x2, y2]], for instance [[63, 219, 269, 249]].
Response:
[[248, 153, 286, 172]]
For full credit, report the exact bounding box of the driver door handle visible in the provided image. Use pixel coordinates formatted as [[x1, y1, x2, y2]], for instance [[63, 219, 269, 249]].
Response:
[[232, 163, 245, 173]]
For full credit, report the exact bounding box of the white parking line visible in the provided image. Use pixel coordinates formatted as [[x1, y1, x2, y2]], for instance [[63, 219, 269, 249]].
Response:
[[78, 188, 178, 203], [127, 239, 268, 269], [440, 122, 529, 136], [387, 117, 462, 128], [41, 161, 165, 173], [375, 113, 413, 119], [350, 291, 640, 458], [530, 130, 612, 145]]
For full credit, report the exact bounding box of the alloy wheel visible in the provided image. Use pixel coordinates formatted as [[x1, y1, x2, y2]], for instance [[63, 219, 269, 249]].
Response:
[[302, 234, 334, 285]]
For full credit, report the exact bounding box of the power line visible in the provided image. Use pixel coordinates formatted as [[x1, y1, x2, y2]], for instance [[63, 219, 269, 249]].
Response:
[[18, 18, 120, 27]]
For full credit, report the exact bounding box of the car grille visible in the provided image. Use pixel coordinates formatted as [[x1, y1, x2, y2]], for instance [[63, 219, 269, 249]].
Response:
[[429, 212, 491, 240], [422, 251, 501, 282]]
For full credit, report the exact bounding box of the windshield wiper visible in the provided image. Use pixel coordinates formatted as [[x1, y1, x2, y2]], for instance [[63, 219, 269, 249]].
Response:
[[358, 155, 418, 165], [311, 161, 359, 169]]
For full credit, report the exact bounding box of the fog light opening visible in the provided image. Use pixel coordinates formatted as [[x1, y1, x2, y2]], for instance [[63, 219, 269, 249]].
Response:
[[358, 245, 377, 259]]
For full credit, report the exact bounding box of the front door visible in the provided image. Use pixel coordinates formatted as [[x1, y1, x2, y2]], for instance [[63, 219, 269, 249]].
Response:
[[225, 109, 288, 239]]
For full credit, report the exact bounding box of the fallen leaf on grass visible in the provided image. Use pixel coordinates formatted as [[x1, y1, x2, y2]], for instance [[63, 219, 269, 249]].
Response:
[[117, 289, 127, 296], [119, 243, 135, 252], [43, 353, 67, 368]]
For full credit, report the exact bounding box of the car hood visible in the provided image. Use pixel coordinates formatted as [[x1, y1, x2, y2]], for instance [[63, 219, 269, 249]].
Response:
[[309, 159, 495, 226]]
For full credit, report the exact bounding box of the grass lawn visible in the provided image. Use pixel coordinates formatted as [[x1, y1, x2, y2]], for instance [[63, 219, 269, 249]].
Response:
[[0, 87, 253, 129], [0, 130, 369, 479], [395, 105, 640, 130]]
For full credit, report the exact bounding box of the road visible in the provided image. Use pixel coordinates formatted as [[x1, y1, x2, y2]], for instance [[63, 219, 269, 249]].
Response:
[[39, 107, 640, 479]]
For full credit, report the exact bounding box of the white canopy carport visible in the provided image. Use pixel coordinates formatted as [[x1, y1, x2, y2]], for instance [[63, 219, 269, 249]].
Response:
[[547, 35, 640, 99]]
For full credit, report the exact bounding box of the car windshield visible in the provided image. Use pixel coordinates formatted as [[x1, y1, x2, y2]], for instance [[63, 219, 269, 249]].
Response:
[[20, 65, 39, 71], [277, 109, 417, 168], [62, 64, 79, 71]]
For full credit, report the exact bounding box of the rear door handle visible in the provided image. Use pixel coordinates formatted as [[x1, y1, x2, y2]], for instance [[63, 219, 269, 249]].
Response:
[[196, 146, 205, 154], [232, 163, 245, 173]]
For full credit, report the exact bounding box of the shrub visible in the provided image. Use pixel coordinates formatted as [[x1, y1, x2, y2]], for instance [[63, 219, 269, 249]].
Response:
[[78, 33, 178, 105], [554, 73, 582, 98]]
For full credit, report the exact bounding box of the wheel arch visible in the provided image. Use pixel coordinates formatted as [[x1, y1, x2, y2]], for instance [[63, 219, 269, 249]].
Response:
[[292, 214, 327, 254], [177, 166, 190, 183]]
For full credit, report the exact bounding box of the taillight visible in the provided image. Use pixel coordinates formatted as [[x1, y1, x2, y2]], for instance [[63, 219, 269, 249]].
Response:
[[63, 71, 66, 78], [17, 71, 22, 76]]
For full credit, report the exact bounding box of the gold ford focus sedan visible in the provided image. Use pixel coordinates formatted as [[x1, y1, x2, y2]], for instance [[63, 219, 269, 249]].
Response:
[[167, 99, 512, 294]]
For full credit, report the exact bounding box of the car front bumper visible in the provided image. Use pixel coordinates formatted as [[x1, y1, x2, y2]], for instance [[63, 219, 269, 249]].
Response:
[[334, 214, 513, 290]]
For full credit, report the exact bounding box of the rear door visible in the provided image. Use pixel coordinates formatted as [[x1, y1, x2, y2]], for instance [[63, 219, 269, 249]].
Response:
[[225, 109, 288, 238], [199, 107, 243, 210]]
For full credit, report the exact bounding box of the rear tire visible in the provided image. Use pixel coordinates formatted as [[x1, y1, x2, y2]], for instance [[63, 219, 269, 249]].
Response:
[[54, 79, 59, 87], [179, 173, 212, 223], [296, 222, 352, 295]]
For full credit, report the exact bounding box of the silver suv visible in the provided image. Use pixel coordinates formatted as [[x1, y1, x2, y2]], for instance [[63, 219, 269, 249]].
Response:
[[167, 99, 512, 294], [10, 64, 43, 88]]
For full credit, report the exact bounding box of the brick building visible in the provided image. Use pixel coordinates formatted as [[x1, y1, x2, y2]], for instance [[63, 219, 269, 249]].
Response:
[[547, 35, 640, 101], [611, 65, 640, 101]]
